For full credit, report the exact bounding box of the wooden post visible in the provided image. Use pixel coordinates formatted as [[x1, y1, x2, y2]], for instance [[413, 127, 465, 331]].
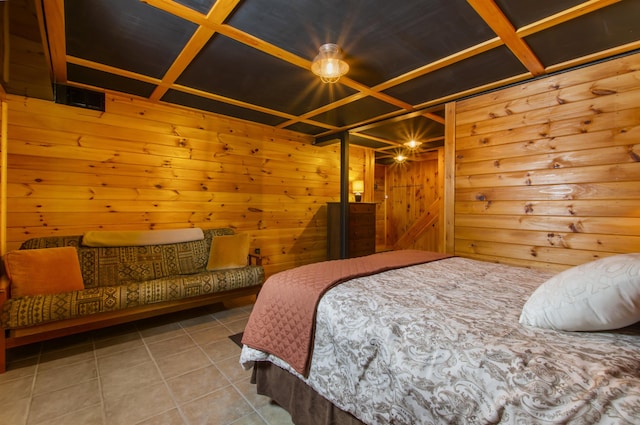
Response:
[[0, 99, 7, 256], [444, 102, 456, 254], [339, 132, 349, 259]]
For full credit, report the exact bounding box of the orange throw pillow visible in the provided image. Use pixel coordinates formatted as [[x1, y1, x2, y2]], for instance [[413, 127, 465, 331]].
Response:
[[207, 233, 250, 270], [4, 247, 85, 297]]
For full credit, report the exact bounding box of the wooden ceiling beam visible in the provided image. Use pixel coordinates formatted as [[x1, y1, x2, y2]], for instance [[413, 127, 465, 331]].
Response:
[[349, 132, 402, 149], [148, 0, 241, 102], [173, 83, 339, 131], [66, 56, 162, 86], [41, 0, 66, 83], [545, 39, 640, 74], [467, 0, 545, 76], [140, 0, 210, 27]]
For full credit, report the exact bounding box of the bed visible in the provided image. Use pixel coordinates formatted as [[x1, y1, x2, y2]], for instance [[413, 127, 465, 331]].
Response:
[[240, 250, 640, 424]]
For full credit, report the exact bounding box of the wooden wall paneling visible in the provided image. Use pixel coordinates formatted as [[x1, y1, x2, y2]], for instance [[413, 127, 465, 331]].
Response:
[[454, 52, 640, 270], [4, 93, 368, 277], [385, 154, 440, 251], [1, 100, 6, 256]]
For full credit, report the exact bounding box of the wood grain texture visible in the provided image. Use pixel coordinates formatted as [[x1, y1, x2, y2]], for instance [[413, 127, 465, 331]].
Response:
[[453, 51, 640, 269], [3, 93, 369, 277]]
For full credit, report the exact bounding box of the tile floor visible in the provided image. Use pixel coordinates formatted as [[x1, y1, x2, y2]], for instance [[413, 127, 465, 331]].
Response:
[[0, 297, 295, 425]]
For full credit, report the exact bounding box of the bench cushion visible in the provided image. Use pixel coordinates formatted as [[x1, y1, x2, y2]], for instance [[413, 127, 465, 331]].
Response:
[[1, 266, 264, 329], [19, 228, 235, 288]]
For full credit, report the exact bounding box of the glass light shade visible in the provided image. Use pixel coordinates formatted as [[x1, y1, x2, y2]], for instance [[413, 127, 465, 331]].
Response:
[[311, 43, 349, 83], [404, 140, 422, 149], [352, 180, 364, 202], [395, 154, 407, 163]]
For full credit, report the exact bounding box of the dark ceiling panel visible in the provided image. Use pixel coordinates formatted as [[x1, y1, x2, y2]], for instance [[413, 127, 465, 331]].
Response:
[[525, 2, 640, 68], [226, 0, 496, 86], [65, 0, 197, 79], [176, 34, 357, 116], [348, 134, 390, 150], [284, 122, 334, 136], [173, 0, 217, 15], [67, 64, 156, 98], [310, 96, 401, 127], [383, 46, 527, 106], [494, 0, 585, 28], [162, 89, 288, 127], [11, 0, 638, 160], [358, 116, 444, 145]]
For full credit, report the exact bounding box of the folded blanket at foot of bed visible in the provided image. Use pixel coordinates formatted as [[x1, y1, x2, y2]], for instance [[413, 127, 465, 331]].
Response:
[[242, 249, 451, 375]]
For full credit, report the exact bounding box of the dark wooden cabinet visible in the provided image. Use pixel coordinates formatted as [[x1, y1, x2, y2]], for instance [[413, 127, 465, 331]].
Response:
[[327, 202, 376, 260]]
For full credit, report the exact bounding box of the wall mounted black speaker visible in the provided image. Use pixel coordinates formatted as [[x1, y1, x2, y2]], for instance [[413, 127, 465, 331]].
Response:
[[54, 84, 105, 112]]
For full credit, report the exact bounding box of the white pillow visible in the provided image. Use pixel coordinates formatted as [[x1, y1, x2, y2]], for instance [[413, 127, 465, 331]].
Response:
[[519, 254, 640, 331]]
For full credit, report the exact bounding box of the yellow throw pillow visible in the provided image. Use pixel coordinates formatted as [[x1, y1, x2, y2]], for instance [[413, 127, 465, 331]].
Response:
[[4, 247, 85, 297], [207, 233, 250, 270]]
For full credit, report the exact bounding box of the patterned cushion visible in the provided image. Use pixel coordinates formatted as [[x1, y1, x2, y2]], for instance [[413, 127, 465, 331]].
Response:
[[1, 228, 264, 330], [1, 266, 264, 329], [20, 228, 235, 288]]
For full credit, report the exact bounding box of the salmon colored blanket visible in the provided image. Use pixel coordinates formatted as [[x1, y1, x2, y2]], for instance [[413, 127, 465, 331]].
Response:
[[242, 250, 452, 376]]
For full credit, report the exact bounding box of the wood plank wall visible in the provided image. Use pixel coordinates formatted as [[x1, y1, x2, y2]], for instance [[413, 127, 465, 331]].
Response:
[[453, 52, 640, 272], [2, 93, 369, 277], [383, 151, 441, 251]]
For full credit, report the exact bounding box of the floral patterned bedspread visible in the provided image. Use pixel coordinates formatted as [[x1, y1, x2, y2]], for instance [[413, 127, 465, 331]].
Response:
[[241, 257, 640, 424]]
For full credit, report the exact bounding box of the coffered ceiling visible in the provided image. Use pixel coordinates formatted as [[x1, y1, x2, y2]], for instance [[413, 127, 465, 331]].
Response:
[[2, 0, 639, 162]]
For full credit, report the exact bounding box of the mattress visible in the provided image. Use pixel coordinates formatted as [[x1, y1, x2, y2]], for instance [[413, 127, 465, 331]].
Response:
[[241, 256, 640, 424]]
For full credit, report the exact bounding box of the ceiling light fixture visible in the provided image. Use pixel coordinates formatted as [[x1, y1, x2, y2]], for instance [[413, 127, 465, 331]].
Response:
[[404, 140, 422, 149], [394, 153, 407, 163], [311, 43, 349, 84]]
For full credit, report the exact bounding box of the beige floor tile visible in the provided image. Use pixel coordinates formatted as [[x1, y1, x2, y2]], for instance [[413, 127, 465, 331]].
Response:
[[166, 364, 231, 404], [3, 356, 39, 380], [179, 386, 254, 425], [223, 317, 249, 334], [38, 404, 104, 425], [188, 324, 232, 346], [1, 303, 289, 425], [256, 402, 295, 425], [155, 346, 212, 379], [230, 412, 268, 425], [178, 312, 220, 333], [138, 321, 186, 343], [37, 343, 95, 372], [200, 338, 242, 363], [96, 345, 151, 377], [101, 360, 163, 403], [146, 334, 198, 359], [0, 375, 34, 403], [234, 379, 272, 411], [93, 331, 144, 358], [215, 356, 253, 383], [0, 396, 29, 425], [28, 379, 101, 425], [212, 307, 251, 325], [33, 358, 97, 395], [104, 382, 176, 425], [137, 408, 186, 425]]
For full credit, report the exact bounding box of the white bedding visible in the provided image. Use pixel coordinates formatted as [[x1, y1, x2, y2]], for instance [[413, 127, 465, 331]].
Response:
[[241, 257, 640, 424]]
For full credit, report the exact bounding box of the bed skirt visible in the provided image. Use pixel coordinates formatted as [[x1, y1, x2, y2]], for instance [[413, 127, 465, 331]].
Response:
[[252, 361, 365, 425]]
